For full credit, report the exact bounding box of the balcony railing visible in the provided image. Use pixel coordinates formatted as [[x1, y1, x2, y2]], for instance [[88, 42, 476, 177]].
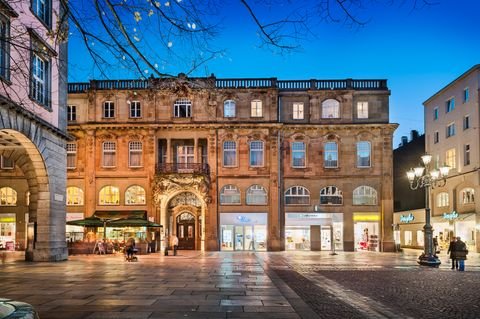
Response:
[[156, 163, 210, 175], [68, 77, 388, 93]]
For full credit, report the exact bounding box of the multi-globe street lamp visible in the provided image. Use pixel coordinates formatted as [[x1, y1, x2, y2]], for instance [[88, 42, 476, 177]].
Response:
[[406, 154, 450, 267]]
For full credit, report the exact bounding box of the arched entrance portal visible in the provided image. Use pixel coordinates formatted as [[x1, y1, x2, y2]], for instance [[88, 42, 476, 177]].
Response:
[[166, 192, 203, 250], [176, 212, 195, 250], [0, 128, 67, 261]]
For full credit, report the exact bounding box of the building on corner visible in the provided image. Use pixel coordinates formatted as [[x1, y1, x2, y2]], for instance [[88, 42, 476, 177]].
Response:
[[0, 0, 69, 260]]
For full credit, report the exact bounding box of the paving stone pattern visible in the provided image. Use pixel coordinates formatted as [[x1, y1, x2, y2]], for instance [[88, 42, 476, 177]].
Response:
[[1, 250, 479, 318], [318, 269, 480, 319]]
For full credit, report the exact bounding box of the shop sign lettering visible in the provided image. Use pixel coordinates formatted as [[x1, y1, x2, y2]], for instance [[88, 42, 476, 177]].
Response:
[[443, 211, 458, 221], [236, 216, 251, 223], [400, 213, 414, 223]]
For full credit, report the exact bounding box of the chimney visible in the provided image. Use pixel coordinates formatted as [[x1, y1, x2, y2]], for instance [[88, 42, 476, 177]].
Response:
[[410, 130, 419, 141], [401, 136, 408, 146]]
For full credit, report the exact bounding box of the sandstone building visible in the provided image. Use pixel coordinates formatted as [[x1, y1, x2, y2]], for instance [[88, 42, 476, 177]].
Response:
[[66, 75, 397, 252]]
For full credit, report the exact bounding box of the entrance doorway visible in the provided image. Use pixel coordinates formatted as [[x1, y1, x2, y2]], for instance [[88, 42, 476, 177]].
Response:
[[176, 212, 195, 250]]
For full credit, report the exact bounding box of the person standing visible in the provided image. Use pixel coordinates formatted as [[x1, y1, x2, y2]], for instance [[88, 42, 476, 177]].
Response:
[[433, 236, 439, 254], [447, 237, 457, 270], [454, 236, 468, 271], [171, 234, 179, 256], [125, 237, 135, 261]]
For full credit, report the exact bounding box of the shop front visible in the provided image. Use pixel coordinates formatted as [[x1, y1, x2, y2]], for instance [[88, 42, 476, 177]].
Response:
[[0, 214, 16, 250], [432, 211, 476, 252], [285, 212, 343, 251], [220, 213, 267, 251], [353, 212, 380, 252], [393, 209, 426, 249]]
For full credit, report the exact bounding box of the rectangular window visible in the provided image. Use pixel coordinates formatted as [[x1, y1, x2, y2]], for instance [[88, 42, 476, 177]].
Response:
[[324, 142, 338, 168], [128, 141, 143, 167], [357, 102, 368, 119], [433, 107, 439, 120], [434, 131, 439, 144], [67, 105, 76, 121], [129, 100, 142, 118], [293, 103, 304, 120], [463, 115, 470, 130], [32, 0, 51, 26], [103, 101, 115, 118], [223, 141, 237, 167], [446, 98, 455, 113], [464, 88, 469, 103], [446, 123, 456, 138], [445, 148, 456, 169], [251, 100, 263, 117], [464, 144, 470, 166], [292, 142, 306, 167], [0, 155, 14, 169], [249, 141, 264, 167], [356, 141, 371, 167], [0, 14, 10, 80], [102, 142, 116, 167], [66, 143, 77, 169], [31, 52, 50, 107], [174, 99, 192, 118]]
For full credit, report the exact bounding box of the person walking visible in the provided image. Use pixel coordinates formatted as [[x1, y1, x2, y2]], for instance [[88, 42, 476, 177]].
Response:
[[171, 234, 179, 256], [447, 237, 457, 270], [454, 236, 468, 271]]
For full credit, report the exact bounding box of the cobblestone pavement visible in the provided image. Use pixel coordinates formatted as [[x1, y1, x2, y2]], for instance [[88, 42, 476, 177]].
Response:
[[0, 250, 479, 318]]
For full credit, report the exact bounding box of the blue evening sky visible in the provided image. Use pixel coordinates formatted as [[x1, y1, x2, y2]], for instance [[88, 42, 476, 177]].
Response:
[[68, 1, 480, 147]]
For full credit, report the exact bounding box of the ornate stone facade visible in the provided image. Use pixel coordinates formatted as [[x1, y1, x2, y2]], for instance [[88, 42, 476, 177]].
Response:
[[67, 76, 397, 252]]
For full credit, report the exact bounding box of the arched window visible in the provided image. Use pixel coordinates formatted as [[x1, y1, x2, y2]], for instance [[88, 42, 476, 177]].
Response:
[[174, 98, 192, 117], [66, 187, 84, 206], [320, 186, 343, 205], [125, 185, 146, 205], [99, 186, 120, 205], [220, 185, 241, 204], [460, 188, 474, 204], [353, 186, 377, 205], [246, 184, 267, 205], [322, 99, 340, 118], [437, 192, 449, 207], [0, 187, 17, 206], [223, 141, 237, 167], [224, 100, 236, 117], [285, 186, 310, 205]]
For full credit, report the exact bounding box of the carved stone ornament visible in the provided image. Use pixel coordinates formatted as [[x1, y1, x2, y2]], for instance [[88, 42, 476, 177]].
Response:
[[152, 173, 211, 206], [149, 75, 215, 94]]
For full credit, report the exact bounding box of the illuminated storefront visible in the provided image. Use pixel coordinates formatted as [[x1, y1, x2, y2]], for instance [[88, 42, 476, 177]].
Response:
[[353, 212, 380, 251], [432, 211, 476, 251], [0, 214, 15, 250], [285, 213, 343, 251], [393, 209, 426, 249], [220, 213, 267, 251]]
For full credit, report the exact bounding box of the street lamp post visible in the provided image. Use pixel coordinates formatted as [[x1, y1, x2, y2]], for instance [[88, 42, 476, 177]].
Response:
[[406, 154, 450, 267]]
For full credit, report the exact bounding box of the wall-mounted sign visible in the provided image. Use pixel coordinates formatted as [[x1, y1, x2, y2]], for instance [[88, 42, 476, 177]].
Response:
[[236, 216, 251, 223], [400, 213, 415, 223], [443, 211, 458, 221]]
